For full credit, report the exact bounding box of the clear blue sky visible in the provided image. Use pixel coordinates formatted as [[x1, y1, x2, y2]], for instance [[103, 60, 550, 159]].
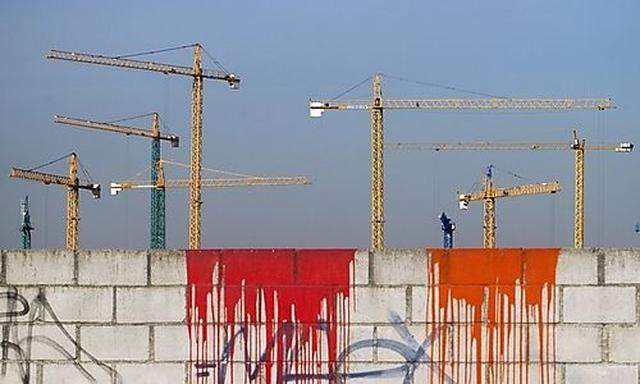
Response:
[[1, 0, 639, 249]]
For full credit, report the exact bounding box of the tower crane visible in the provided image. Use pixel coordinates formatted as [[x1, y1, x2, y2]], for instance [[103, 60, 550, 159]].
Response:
[[309, 73, 615, 251], [54, 113, 179, 249], [47, 43, 240, 249], [386, 130, 633, 248], [20, 196, 34, 250], [9, 153, 101, 251], [458, 165, 561, 248], [109, 160, 310, 245]]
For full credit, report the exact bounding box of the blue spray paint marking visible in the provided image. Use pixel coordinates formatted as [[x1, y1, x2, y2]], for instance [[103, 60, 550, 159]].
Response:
[[197, 311, 456, 384]]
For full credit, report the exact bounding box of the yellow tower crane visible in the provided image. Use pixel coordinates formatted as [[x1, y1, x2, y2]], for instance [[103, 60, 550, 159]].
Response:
[[310, 73, 615, 251], [53, 114, 179, 146], [109, 160, 310, 244], [457, 165, 561, 248], [386, 130, 633, 247], [110, 160, 311, 193], [47, 43, 239, 249], [9, 153, 101, 251]]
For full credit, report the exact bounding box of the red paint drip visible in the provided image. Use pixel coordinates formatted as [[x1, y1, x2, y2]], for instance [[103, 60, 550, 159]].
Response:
[[427, 248, 559, 384], [186, 249, 355, 384]]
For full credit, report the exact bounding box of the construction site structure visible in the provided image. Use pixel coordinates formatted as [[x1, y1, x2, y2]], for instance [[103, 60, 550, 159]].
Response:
[[438, 212, 455, 249], [386, 130, 633, 248], [309, 72, 615, 251], [9, 153, 101, 251], [47, 43, 240, 249], [54, 113, 179, 249], [458, 165, 561, 248], [109, 160, 310, 246], [20, 196, 34, 250]]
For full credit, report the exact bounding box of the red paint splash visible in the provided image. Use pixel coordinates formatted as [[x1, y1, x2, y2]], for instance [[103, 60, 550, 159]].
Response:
[[186, 249, 356, 384], [427, 248, 559, 384]]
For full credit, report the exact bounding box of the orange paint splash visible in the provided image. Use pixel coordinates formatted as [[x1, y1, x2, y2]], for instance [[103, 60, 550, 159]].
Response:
[[427, 248, 559, 384]]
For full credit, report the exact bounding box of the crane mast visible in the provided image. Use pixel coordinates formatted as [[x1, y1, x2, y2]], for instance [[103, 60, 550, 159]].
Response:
[[458, 166, 561, 248], [149, 113, 165, 249], [386, 131, 633, 247], [310, 73, 614, 251], [189, 45, 204, 250], [572, 131, 586, 249], [20, 196, 34, 250], [370, 74, 384, 250], [9, 153, 101, 251], [48, 44, 240, 250]]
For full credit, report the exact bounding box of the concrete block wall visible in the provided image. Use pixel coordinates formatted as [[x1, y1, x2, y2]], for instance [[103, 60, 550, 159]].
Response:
[[1, 248, 640, 383]]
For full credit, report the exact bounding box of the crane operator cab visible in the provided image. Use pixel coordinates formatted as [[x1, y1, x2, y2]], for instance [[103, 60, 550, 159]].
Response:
[[615, 142, 634, 153], [458, 194, 470, 210]]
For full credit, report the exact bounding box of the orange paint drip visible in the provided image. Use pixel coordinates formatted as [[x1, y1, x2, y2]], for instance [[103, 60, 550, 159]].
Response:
[[427, 248, 559, 384]]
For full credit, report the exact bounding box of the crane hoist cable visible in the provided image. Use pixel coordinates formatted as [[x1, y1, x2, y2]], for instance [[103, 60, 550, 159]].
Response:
[[113, 43, 235, 76], [380, 73, 508, 99], [330, 76, 373, 100], [201, 47, 232, 75], [28, 152, 75, 172], [113, 43, 198, 59], [160, 159, 258, 178], [106, 112, 157, 124]]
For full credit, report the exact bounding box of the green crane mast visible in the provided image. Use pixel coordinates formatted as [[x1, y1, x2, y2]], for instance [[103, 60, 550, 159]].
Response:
[[149, 134, 166, 249], [20, 196, 34, 249]]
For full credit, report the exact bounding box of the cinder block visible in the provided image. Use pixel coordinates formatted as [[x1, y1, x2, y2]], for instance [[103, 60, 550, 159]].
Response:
[[78, 250, 147, 286], [354, 250, 369, 285], [42, 362, 114, 384], [605, 250, 640, 284], [0, 286, 41, 323], [150, 250, 186, 285], [116, 287, 185, 323], [412, 361, 471, 384], [346, 325, 375, 362], [375, 324, 428, 363], [6, 250, 74, 285], [44, 287, 113, 322], [556, 325, 602, 362], [556, 249, 598, 285], [562, 287, 636, 323], [609, 326, 640, 362], [116, 363, 184, 384], [351, 287, 406, 323], [411, 286, 427, 322], [0, 363, 23, 384], [81, 325, 149, 361], [11, 324, 78, 361], [565, 364, 638, 384], [336, 363, 405, 384], [154, 325, 189, 361], [373, 249, 426, 285], [412, 362, 547, 384]]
